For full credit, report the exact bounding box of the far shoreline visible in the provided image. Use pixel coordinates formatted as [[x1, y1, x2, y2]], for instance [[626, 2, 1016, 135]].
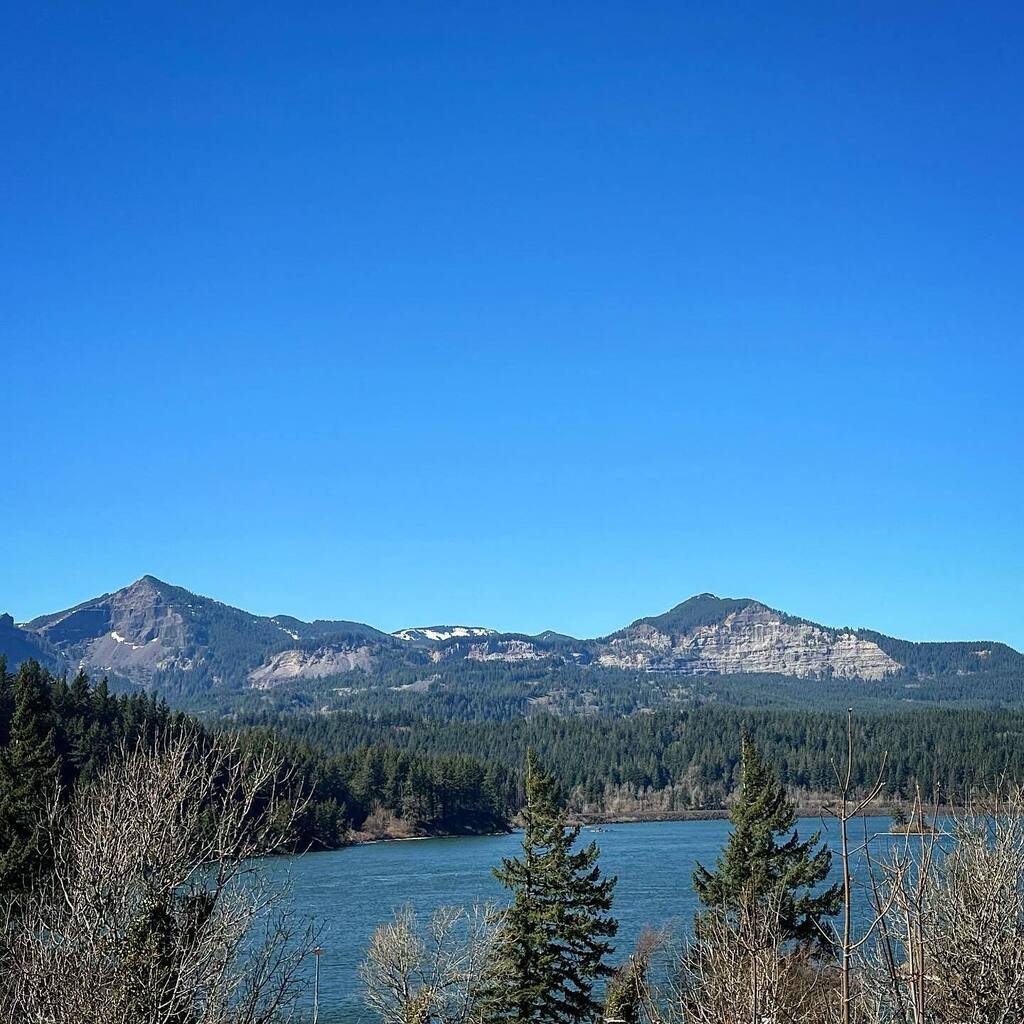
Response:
[[340, 801, 914, 848]]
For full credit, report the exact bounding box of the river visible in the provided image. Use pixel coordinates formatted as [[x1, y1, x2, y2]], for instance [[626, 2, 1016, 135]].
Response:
[[267, 816, 895, 1022]]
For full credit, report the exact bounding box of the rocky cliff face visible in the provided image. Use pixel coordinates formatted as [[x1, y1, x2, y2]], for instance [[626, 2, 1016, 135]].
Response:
[[466, 639, 548, 662], [248, 644, 378, 688], [598, 602, 900, 679], [0, 612, 51, 667], [25, 576, 194, 677]]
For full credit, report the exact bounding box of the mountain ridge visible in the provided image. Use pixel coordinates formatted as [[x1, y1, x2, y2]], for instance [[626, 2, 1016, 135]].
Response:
[[3, 578, 1021, 701]]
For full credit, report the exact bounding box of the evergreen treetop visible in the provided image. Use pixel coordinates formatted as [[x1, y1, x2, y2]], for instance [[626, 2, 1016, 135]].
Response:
[[489, 749, 618, 1024], [0, 660, 61, 891], [692, 736, 840, 947]]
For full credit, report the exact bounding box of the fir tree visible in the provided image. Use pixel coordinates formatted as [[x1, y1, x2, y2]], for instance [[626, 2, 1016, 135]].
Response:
[[488, 750, 618, 1024], [692, 736, 840, 947], [0, 660, 62, 892], [0, 657, 12, 747]]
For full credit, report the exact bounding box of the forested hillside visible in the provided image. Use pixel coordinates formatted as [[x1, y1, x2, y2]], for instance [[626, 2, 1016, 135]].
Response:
[[5, 653, 1022, 862], [0, 658, 511, 888], [226, 660, 1024, 721], [247, 705, 1024, 814]]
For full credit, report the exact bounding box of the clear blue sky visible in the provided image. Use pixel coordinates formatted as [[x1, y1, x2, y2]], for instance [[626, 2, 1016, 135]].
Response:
[[3, 3, 1022, 646]]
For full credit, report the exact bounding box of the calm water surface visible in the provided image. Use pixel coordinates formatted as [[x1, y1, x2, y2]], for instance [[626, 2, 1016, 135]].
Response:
[[270, 817, 893, 1023]]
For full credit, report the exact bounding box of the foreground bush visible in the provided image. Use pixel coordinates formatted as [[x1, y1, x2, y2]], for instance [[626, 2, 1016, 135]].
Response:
[[0, 731, 316, 1024]]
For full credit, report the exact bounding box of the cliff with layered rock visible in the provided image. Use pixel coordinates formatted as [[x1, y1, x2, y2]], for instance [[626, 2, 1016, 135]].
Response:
[[599, 597, 900, 679]]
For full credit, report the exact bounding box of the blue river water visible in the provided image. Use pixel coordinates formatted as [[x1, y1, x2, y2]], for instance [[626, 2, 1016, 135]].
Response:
[[267, 816, 894, 1023]]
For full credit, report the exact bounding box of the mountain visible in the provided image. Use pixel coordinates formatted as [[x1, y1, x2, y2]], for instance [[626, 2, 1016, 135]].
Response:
[[0, 613, 52, 667], [2, 579, 1021, 704], [599, 594, 899, 679], [12, 575, 403, 693], [270, 615, 392, 643], [598, 594, 1023, 680]]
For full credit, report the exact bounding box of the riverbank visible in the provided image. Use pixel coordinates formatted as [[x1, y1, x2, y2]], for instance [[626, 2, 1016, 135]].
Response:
[[344, 798, 925, 846], [572, 798, 914, 828], [346, 808, 736, 845], [344, 806, 841, 846], [346, 806, 512, 845]]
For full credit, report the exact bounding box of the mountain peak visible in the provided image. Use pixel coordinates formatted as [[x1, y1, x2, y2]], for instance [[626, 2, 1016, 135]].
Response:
[[127, 574, 173, 593], [628, 594, 761, 634], [107, 575, 176, 603]]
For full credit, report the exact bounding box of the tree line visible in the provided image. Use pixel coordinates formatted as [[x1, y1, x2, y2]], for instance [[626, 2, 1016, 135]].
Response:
[[0, 659, 512, 892], [245, 703, 1024, 811]]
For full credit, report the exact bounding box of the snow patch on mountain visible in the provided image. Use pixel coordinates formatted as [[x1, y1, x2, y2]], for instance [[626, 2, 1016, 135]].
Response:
[[393, 625, 498, 643]]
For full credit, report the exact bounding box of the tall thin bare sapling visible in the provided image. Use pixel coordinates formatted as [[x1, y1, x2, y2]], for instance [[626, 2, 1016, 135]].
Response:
[[825, 708, 890, 1024]]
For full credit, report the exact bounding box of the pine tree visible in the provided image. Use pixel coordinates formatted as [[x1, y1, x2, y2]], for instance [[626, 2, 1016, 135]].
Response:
[[692, 736, 839, 947], [488, 750, 618, 1024], [0, 660, 62, 892], [0, 657, 13, 747]]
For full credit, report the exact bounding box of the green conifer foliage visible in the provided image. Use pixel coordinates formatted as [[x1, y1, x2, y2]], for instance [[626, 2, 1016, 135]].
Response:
[[489, 750, 618, 1023], [0, 658, 13, 746], [0, 661, 61, 892], [692, 736, 840, 947]]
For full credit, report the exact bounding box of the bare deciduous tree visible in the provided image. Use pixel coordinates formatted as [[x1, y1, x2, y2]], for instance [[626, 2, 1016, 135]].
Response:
[[360, 904, 499, 1024], [863, 789, 1024, 1024], [825, 708, 889, 1024], [668, 896, 834, 1024], [0, 729, 318, 1024], [858, 789, 939, 1024], [925, 798, 1024, 1023], [604, 927, 666, 1024]]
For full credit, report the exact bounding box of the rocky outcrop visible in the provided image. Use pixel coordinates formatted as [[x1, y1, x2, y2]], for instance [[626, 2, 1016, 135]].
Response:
[[0, 612, 51, 667], [599, 602, 899, 679], [247, 645, 376, 689], [465, 639, 547, 663], [27, 576, 192, 677]]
